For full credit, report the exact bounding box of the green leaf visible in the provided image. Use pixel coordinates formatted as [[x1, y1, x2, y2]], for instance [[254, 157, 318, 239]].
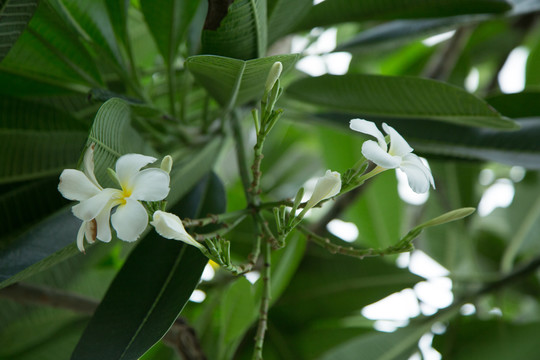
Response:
[[287, 74, 517, 129], [87, 98, 153, 187], [433, 319, 540, 359], [105, 0, 128, 48], [273, 246, 423, 326], [140, 0, 200, 65], [201, 0, 267, 60], [72, 173, 226, 360], [297, 0, 511, 30], [0, 209, 81, 288], [486, 91, 540, 118], [319, 322, 431, 360], [267, 0, 311, 44], [185, 53, 298, 109], [57, 0, 125, 69], [0, 96, 87, 184], [0, 0, 38, 62]]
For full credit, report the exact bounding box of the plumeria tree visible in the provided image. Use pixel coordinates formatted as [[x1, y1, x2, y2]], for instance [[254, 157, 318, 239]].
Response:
[[2, 0, 540, 359]]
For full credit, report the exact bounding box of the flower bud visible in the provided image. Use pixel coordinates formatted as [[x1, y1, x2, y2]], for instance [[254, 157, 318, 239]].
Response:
[[151, 211, 205, 250], [305, 170, 341, 210], [160, 155, 173, 174], [265, 61, 283, 92]]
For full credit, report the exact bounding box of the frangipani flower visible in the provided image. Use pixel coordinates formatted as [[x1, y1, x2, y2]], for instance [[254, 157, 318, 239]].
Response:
[[305, 170, 342, 210], [349, 119, 435, 194], [58, 145, 170, 251], [151, 211, 205, 251]]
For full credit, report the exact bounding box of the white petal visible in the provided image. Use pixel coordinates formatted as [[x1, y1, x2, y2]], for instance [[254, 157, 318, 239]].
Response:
[[72, 188, 120, 221], [400, 155, 435, 193], [382, 123, 413, 157], [83, 143, 101, 189], [350, 119, 387, 150], [94, 201, 116, 243], [130, 168, 170, 201], [362, 141, 401, 169], [111, 198, 148, 242], [58, 169, 101, 201], [151, 211, 205, 250], [115, 154, 157, 188], [305, 170, 342, 209], [76, 222, 86, 253]]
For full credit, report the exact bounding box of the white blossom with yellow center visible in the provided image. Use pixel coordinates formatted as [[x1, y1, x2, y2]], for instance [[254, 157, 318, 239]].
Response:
[[58, 146, 170, 251]]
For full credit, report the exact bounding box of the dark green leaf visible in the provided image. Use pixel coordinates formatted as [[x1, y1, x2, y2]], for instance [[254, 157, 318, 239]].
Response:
[[186, 53, 298, 109], [267, 0, 311, 44], [487, 91, 540, 118], [297, 0, 511, 30], [72, 173, 226, 360], [201, 0, 267, 60], [287, 74, 517, 129], [0, 0, 38, 62], [273, 246, 423, 326], [140, 0, 200, 65], [433, 319, 540, 359]]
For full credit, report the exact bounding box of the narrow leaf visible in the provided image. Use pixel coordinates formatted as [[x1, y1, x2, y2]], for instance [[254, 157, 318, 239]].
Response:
[[287, 74, 517, 129], [297, 0, 511, 30]]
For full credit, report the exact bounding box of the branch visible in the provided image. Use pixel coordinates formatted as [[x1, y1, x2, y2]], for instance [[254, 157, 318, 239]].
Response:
[[0, 283, 206, 360]]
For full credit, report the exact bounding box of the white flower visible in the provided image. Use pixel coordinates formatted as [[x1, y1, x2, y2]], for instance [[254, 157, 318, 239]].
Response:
[[305, 170, 342, 210], [151, 211, 205, 251], [58, 145, 170, 251], [349, 119, 435, 194]]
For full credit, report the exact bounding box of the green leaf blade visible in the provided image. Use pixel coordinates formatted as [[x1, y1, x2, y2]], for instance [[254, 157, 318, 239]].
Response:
[[0, 0, 39, 62], [201, 0, 267, 60], [288, 74, 517, 129]]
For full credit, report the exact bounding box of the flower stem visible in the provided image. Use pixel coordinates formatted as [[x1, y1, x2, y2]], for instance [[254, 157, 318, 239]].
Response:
[[253, 237, 271, 360]]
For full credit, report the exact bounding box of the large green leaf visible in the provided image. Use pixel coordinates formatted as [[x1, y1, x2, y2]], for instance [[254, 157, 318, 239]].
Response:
[[272, 246, 423, 326], [267, 0, 311, 44], [486, 91, 540, 118], [433, 319, 540, 359], [0, 0, 38, 62], [0, 96, 87, 184], [185, 53, 298, 110], [319, 322, 431, 360], [201, 0, 267, 60], [71, 173, 225, 360], [57, 0, 125, 69], [140, 0, 200, 65], [297, 0, 511, 30], [86, 98, 153, 187], [287, 74, 517, 129]]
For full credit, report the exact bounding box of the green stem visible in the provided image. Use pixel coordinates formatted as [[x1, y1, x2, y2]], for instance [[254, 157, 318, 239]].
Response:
[[253, 237, 271, 360], [183, 208, 252, 228], [300, 226, 413, 259], [193, 215, 247, 241]]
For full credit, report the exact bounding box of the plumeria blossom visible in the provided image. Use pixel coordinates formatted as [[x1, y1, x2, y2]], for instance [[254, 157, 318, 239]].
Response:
[[150, 211, 205, 251], [58, 145, 170, 252], [349, 119, 435, 194], [305, 170, 342, 210]]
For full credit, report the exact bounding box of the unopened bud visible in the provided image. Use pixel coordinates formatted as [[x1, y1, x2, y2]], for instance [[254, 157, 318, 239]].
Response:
[[305, 170, 341, 210], [416, 207, 476, 230], [265, 61, 283, 92], [160, 155, 173, 174]]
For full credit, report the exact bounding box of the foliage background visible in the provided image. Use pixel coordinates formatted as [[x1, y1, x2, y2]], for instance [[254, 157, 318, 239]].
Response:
[[1, 0, 540, 359]]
